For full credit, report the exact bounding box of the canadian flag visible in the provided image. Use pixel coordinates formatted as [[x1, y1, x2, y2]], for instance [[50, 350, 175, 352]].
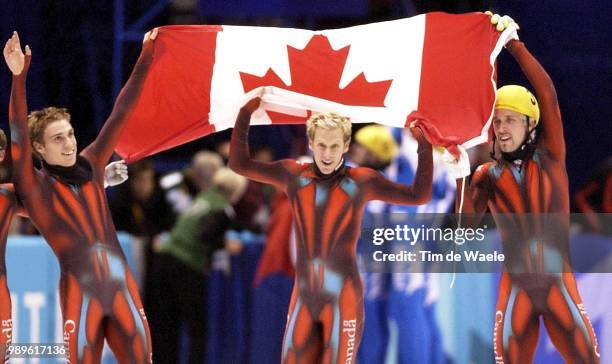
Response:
[[116, 12, 513, 162]]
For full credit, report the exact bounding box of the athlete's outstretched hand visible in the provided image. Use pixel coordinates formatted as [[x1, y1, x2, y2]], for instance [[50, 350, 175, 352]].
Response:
[[242, 97, 262, 114], [409, 124, 429, 146], [442, 145, 471, 180], [135, 27, 158, 61], [3, 31, 30, 75], [485, 11, 519, 42], [104, 160, 129, 188], [143, 28, 158, 43]]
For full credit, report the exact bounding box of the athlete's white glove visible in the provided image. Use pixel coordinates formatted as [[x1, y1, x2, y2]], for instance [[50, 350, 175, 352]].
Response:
[[104, 160, 128, 188], [485, 11, 519, 42], [441, 146, 471, 180]]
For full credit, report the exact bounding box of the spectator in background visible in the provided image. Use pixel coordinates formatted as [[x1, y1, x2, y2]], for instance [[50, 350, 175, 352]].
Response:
[[160, 150, 224, 214], [108, 158, 175, 300], [574, 156, 612, 233], [215, 139, 230, 164], [147, 167, 248, 364], [110, 159, 174, 238], [350, 124, 398, 171], [233, 145, 276, 233]]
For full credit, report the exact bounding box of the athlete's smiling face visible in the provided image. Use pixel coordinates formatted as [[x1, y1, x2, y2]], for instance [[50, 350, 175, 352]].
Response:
[[309, 127, 349, 175], [34, 119, 77, 167], [492, 108, 536, 153]]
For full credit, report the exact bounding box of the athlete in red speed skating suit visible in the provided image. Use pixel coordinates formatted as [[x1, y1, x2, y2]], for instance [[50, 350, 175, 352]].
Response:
[[230, 97, 433, 363], [4, 29, 156, 363], [447, 14, 600, 363]]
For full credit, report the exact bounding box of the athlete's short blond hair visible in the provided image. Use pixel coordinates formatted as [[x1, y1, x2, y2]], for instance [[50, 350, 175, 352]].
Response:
[[306, 112, 352, 143]]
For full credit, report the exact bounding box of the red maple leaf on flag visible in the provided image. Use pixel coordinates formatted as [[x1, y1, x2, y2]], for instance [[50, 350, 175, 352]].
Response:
[[240, 35, 393, 123]]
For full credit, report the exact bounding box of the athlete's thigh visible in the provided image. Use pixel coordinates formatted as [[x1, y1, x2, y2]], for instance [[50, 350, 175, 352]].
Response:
[[281, 290, 322, 364], [60, 273, 106, 364], [542, 275, 600, 364], [494, 272, 540, 364], [104, 289, 151, 364], [320, 276, 363, 364]]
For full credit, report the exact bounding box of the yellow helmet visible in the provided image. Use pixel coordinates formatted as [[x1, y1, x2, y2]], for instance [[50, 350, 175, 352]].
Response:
[[354, 125, 398, 163], [495, 85, 540, 125]]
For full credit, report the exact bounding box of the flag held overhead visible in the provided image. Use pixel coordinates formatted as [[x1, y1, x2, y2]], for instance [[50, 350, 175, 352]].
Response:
[[115, 12, 512, 162]]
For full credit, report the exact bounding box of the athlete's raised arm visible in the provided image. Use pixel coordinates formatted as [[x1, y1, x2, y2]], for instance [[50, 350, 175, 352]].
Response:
[[506, 39, 564, 161], [82, 28, 158, 169], [4, 32, 39, 195], [364, 127, 433, 205], [228, 97, 295, 189]]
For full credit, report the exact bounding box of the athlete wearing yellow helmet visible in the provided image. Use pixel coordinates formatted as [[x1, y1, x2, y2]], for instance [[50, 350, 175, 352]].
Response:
[[350, 124, 399, 169], [492, 84, 540, 163], [495, 85, 540, 123], [444, 12, 601, 363]]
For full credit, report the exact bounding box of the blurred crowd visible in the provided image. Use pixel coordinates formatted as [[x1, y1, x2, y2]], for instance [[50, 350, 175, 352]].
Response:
[[107, 144, 275, 363]]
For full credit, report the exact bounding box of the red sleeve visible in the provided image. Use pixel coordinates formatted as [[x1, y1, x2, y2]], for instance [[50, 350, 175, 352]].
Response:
[[456, 164, 490, 215], [228, 107, 295, 190], [363, 138, 433, 205], [506, 40, 565, 161], [81, 40, 155, 169], [8, 54, 41, 200]]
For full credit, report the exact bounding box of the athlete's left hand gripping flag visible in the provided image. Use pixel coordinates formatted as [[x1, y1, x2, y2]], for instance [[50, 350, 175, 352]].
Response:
[[115, 12, 514, 162]]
